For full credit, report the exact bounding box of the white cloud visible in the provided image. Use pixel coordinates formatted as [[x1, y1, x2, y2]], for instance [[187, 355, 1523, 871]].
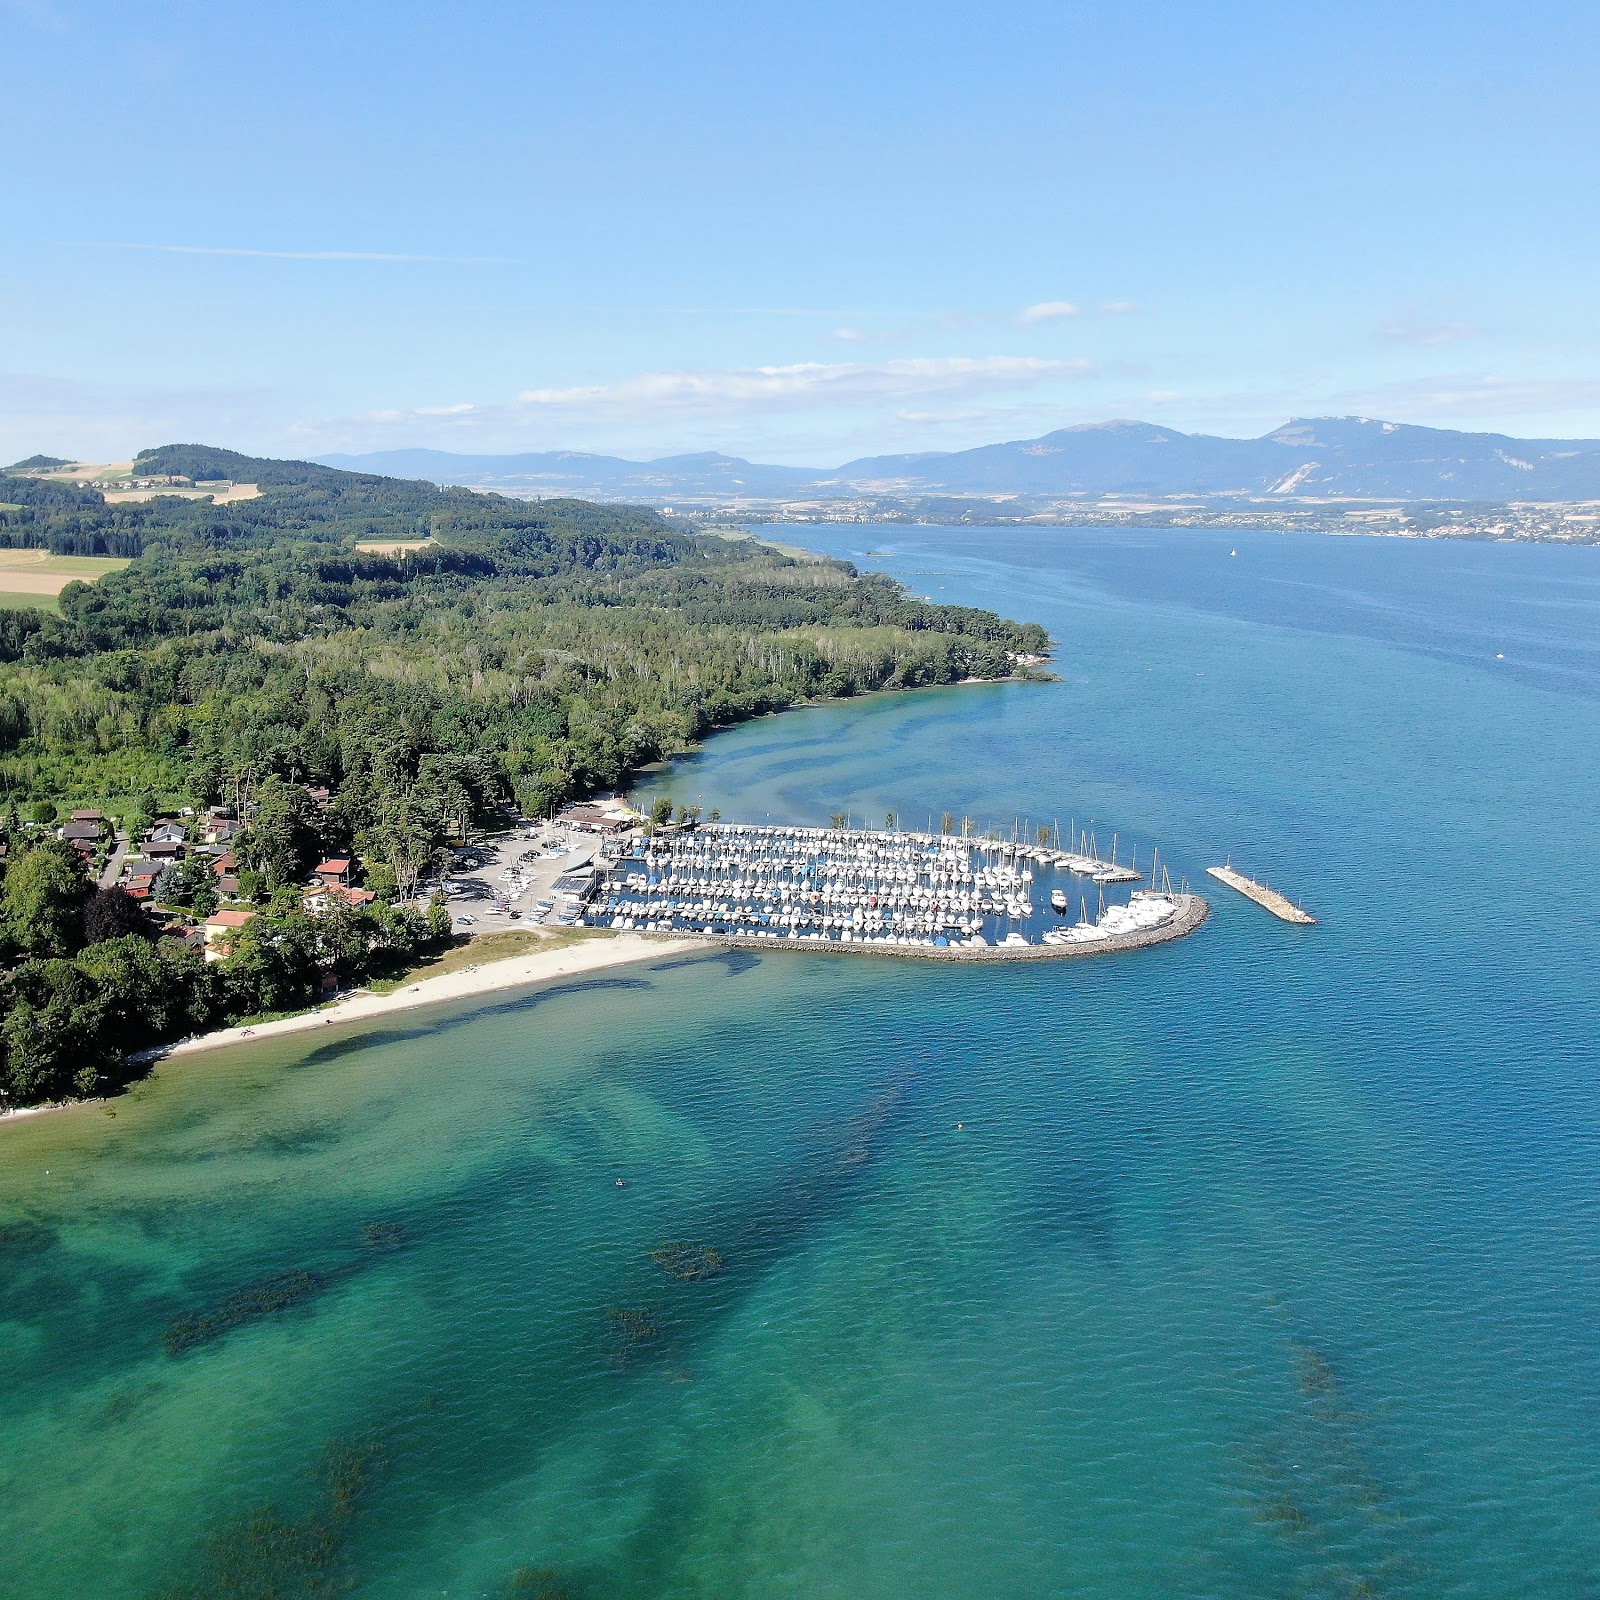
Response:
[[300, 356, 1097, 456], [1349, 374, 1600, 420], [501, 356, 1093, 423], [1099, 301, 1139, 314], [1379, 317, 1481, 349], [1020, 300, 1080, 324], [829, 327, 874, 344]]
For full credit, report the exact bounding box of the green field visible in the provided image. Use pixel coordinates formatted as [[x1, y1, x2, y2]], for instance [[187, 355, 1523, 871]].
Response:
[[0, 550, 132, 608]]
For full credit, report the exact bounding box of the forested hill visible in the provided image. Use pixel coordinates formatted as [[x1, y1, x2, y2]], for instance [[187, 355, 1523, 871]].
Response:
[[0, 444, 1052, 1103], [0, 444, 1049, 819]]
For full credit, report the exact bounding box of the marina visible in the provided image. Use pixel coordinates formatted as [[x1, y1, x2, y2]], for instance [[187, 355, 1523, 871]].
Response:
[[1206, 863, 1318, 924], [581, 821, 1207, 958]]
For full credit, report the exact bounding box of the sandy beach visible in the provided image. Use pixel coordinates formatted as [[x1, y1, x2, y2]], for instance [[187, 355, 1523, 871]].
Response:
[[0, 931, 700, 1129], [157, 930, 702, 1060]]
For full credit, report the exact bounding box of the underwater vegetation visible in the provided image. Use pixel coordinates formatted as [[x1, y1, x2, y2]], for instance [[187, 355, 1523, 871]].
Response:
[[359, 1221, 409, 1249], [650, 1241, 727, 1281], [152, 1432, 386, 1600], [164, 1268, 325, 1356], [1229, 1335, 1416, 1599], [503, 1568, 577, 1599], [0, 1217, 58, 1259], [606, 1306, 660, 1368]]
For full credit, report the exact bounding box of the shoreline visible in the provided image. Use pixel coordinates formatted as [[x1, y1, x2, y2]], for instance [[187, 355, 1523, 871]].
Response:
[[153, 931, 703, 1060], [0, 894, 1208, 1133], [0, 932, 700, 1132]]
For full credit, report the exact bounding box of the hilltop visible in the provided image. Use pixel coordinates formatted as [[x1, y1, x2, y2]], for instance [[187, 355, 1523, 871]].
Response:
[[324, 417, 1600, 505]]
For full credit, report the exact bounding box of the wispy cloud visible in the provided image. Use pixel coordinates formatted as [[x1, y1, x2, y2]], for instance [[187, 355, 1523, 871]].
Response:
[[1099, 301, 1139, 314], [1379, 315, 1481, 348], [1019, 300, 1080, 324], [77, 241, 516, 265], [829, 328, 875, 344], [309, 356, 1097, 453], [1348, 373, 1600, 420]]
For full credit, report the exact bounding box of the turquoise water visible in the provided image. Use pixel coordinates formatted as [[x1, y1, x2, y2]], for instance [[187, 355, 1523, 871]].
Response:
[[4, 525, 1600, 1598]]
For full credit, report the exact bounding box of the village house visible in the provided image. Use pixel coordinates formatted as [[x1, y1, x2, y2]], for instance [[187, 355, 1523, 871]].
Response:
[[202, 808, 241, 845], [303, 883, 378, 913], [202, 908, 257, 960], [312, 858, 352, 888]]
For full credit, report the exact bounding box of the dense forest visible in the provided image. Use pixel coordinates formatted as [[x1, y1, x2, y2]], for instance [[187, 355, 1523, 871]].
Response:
[[0, 444, 1050, 1105]]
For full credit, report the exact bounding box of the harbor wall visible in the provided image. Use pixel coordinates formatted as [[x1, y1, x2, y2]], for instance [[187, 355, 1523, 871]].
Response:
[[629, 892, 1209, 962]]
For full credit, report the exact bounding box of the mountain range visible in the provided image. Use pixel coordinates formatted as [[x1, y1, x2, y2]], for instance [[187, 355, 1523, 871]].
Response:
[[321, 417, 1600, 504]]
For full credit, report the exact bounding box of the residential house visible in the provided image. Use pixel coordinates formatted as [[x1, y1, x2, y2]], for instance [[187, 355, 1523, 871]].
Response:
[[303, 883, 377, 913], [61, 820, 105, 844], [202, 808, 241, 845], [202, 908, 257, 961], [313, 858, 352, 888]]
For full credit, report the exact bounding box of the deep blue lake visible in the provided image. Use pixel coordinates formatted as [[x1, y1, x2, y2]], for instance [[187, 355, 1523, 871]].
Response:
[[3, 524, 1597, 1599]]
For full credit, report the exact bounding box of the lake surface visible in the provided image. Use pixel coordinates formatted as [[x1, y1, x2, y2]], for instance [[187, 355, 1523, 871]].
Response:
[[4, 524, 1599, 1599]]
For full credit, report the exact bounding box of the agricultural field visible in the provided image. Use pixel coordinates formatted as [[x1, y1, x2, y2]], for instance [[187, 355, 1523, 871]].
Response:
[[0, 547, 131, 609]]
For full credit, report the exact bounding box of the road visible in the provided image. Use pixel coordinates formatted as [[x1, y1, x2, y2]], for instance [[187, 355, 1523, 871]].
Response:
[[99, 831, 129, 889]]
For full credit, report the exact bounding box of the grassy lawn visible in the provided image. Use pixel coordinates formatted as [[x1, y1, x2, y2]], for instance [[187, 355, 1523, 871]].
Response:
[[0, 591, 60, 613], [366, 926, 607, 992]]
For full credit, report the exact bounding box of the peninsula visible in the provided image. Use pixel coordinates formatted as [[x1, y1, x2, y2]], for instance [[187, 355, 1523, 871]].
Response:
[[0, 445, 1049, 1111]]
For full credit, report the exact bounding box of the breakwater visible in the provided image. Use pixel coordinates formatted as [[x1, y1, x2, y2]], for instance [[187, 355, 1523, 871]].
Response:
[[633, 891, 1209, 960], [1206, 864, 1317, 924]]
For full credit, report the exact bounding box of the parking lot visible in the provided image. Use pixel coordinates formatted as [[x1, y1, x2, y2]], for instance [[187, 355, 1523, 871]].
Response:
[[426, 826, 613, 934]]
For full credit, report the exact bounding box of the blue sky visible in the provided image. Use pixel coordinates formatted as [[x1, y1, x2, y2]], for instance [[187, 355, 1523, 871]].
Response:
[[4, 0, 1599, 463]]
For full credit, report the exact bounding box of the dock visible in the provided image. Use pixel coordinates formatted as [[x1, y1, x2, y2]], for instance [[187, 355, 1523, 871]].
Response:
[[1205, 865, 1316, 925], [581, 820, 1207, 959]]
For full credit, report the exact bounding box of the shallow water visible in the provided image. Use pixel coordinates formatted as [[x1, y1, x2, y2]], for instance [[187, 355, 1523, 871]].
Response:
[[4, 525, 1599, 1598]]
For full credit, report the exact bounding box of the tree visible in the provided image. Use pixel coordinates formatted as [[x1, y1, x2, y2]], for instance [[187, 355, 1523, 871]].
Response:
[[77, 935, 192, 1050], [29, 800, 57, 826], [650, 797, 674, 825], [427, 892, 452, 944], [242, 774, 321, 889], [83, 886, 152, 945], [1, 959, 109, 1102], [4, 839, 92, 956], [885, 812, 898, 831], [363, 860, 399, 902]]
